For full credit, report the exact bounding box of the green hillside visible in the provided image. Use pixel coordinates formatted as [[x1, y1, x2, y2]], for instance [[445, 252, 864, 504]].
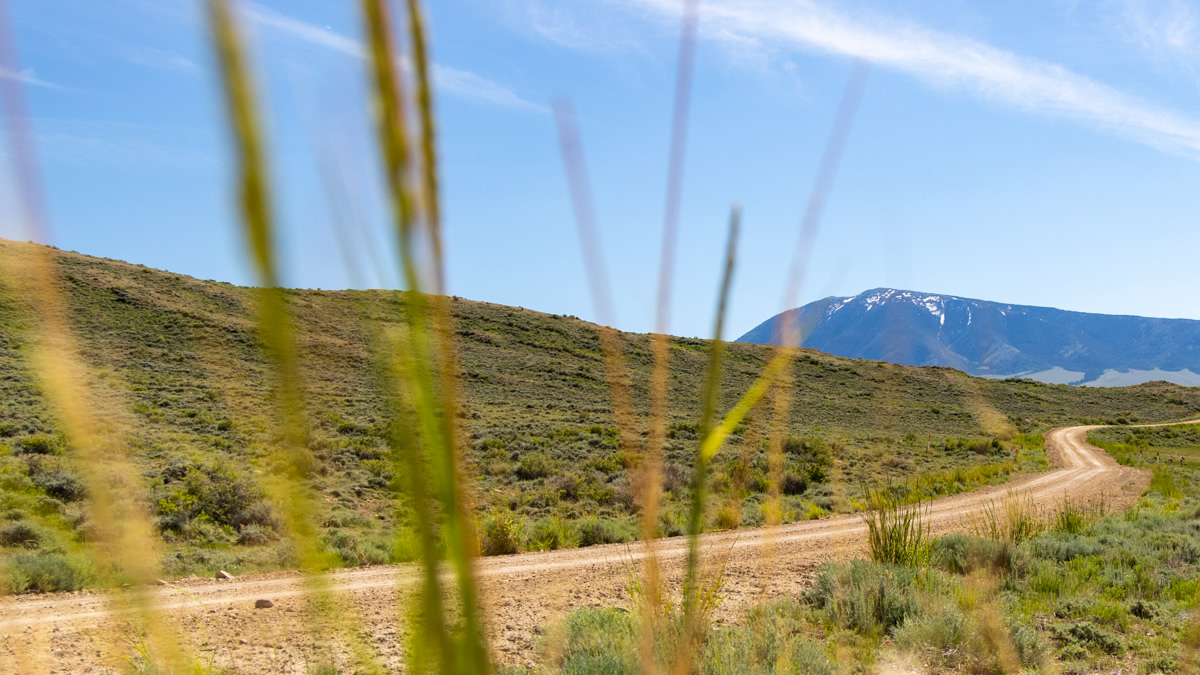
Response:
[[2, 239, 1198, 586]]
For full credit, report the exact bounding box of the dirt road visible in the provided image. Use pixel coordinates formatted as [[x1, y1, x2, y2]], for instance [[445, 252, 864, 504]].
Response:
[[0, 424, 1157, 672]]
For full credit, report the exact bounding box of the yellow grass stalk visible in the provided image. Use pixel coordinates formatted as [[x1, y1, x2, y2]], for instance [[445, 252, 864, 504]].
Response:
[[642, 2, 699, 668], [552, 98, 659, 671], [362, 0, 492, 670], [205, 0, 383, 669], [0, 3, 185, 669]]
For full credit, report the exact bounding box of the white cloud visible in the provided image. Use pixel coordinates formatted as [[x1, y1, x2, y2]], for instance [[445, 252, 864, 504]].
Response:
[[615, 0, 1200, 160], [244, 3, 545, 112], [245, 4, 364, 58], [432, 65, 546, 111], [0, 67, 60, 89], [1116, 0, 1197, 54], [122, 46, 201, 73]]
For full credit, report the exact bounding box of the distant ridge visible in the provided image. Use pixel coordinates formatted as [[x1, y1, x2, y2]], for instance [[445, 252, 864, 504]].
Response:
[[737, 288, 1200, 387]]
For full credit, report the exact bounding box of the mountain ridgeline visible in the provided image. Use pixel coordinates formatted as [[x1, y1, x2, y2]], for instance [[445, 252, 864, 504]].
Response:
[[4, 240, 1200, 581], [738, 288, 1200, 387]]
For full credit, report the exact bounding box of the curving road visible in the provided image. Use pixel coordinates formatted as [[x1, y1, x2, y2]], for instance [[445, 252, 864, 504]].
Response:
[[0, 424, 1161, 672]]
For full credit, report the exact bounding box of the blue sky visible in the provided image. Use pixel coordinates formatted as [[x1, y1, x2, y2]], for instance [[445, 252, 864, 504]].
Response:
[[4, 0, 1200, 339]]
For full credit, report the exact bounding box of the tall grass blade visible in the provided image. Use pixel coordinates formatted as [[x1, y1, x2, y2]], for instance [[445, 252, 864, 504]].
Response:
[[763, 60, 870, 548], [403, 6, 492, 669], [0, 0, 186, 668], [694, 62, 870, 469], [644, 4, 700, 670], [205, 0, 314, 556], [362, 0, 492, 671], [677, 206, 739, 667], [206, 1, 385, 669], [552, 100, 642, 467], [405, 0, 444, 292], [554, 97, 658, 672]]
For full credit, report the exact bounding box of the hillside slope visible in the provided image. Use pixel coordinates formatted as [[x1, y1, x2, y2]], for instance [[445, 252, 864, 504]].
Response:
[[2, 241, 1199, 582], [738, 288, 1200, 386]]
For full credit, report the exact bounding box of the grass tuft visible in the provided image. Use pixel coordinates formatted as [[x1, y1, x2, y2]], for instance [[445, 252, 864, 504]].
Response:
[[863, 491, 931, 568]]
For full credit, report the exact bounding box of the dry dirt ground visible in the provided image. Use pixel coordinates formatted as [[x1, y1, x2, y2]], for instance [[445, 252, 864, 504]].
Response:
[[0, 424, 1157, 673]]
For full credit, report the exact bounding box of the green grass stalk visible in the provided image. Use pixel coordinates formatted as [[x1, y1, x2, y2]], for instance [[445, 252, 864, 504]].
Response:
[[362, 0, 491, 670], [205, 1, 383, 670], [678, 207, 740, 660]]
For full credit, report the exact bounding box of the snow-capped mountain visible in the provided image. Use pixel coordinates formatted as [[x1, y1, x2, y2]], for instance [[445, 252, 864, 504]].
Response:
[[736, 288, 1200, 387]]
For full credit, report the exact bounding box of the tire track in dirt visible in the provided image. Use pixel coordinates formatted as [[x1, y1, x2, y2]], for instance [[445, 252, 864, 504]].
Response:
[[0, 423, 1170, 672]]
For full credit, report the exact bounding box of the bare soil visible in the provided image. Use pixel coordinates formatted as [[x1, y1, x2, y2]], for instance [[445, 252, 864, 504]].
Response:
[[0, 424, 1155, 673]]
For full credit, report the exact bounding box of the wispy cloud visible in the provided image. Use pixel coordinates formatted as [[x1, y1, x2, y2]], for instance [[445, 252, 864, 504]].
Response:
[[509, 0, 648, 53], [244, 3, 545, 112], [0, 67, 61, 89], [1116, 0, 1197, 52], [1111, 0, 1198, 72], [245, 4, 363, 58], [121, 46, 202, 73], [616, 0, 1200, 159]]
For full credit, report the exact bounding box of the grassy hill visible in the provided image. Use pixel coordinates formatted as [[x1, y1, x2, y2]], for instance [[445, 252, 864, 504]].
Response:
[[2, 239, 1199, 587]]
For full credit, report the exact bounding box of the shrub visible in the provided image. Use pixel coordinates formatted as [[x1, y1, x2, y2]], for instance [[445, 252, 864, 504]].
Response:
[[4, 553, 95, 593], [1028, 532, 1102, 562], [0, 422, 17, 437], [236, 523, 277, 546], [661, 462, 691, 497], [481, 513, 522, 556], [515, 454, 551, 480], [15, 435, 60, 455], [806, 464, 828, 484], [657, 509, 684, 538], [1008, 620, 1049, 669], [702, 601, 835, 675], [322, 529, 389, 566], [894, 603, 966, 664], [714, 504, 740, 529], [0, 520, 50, 549], [552, 607, 636, 673], [932, 534, 1014, 575], [784, 436, 831, 467], [27, 461, 86, 503], [153, 460, 276, 539], [527, 516, 574, 551], [1058, 621, 1122, 655], [804, 560, 919, 637], [548, 473, 584, 501], [575, 517, 634, 548], [781, 472, 807, 496]]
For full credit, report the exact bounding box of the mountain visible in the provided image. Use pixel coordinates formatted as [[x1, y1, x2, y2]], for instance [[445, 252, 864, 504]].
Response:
[[737, 288, 1200, 387], [6, 240, 1200, 586]]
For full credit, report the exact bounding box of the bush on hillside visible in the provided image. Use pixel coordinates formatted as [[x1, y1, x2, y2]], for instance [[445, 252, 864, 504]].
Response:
[[152, 459, 277, 541], [15, 435, 61, 456], [26, 458, 86, 502], [4, 553, 95, 593], [0, 520, 52, 549]]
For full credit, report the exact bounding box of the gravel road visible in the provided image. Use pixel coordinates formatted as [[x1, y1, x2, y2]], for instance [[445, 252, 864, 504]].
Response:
[[0, 423, 1159, 672]]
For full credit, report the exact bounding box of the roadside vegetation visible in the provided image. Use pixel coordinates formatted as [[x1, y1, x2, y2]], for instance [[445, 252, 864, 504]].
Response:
[[529, 431, 1200, 674], [2, 0, 1200, 672], [1, 242, 1190, 590]]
